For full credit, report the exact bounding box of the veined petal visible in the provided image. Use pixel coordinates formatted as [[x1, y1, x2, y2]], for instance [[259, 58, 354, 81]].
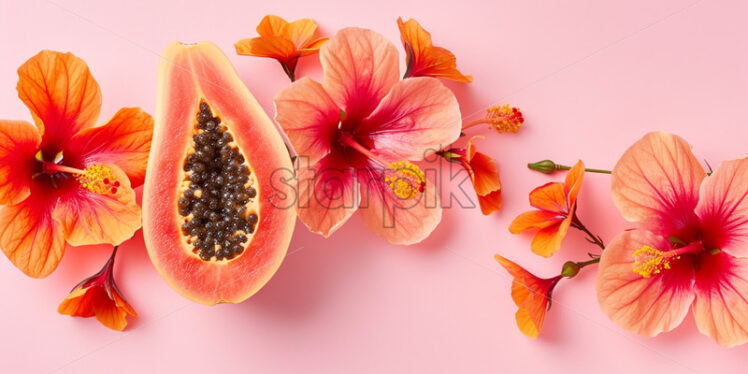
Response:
[[397, 18, 472, 82], [0, 193, 65, 278], [692, 252, 748, 347], [295, 151, 359, 237], [358, 166, 441, 245], [94, 291, 134, 331], [611, 132, 706, 238], [528, 182, 567, 213], [67, 108, 153, 187], [16, 50, 101, 145], [0, 120, 41, 205], [596, 230, 696, 337], [58, 286, 98, 318], [530, 215, 572, 258], [321, 28, 399, 123], [274, 78, 341, 165], [53, 164, 140, 247], [284, 18, 319, 48], [362, 77, 461, 161], [695, 157, 748, 258], [509, 210, 562, 233], [234, 36, 297, 62], [256, 14, 288, 37]]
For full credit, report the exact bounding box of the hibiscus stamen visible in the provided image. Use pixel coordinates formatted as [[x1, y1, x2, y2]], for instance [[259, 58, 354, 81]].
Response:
[[76, 165, 119, 195], [385, 161, 426, 200], [632, 243, 701, 278], [462, 105, 524, 133]]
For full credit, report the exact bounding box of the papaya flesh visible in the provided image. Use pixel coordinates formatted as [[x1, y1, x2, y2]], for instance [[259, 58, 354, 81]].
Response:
[[143, 41, 296, 305]]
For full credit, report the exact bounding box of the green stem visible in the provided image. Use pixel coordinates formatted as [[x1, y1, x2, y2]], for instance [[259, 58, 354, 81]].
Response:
[[571, 214, 606, 250], [576, 257, 600, 268], [555, 164, 611, 174]]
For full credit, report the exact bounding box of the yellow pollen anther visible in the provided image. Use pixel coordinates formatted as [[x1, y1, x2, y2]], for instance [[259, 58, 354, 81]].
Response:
[[385, 161, 426, 200], [76, 165, 120, 195], [486, 105, 524, 133], [632, 245, 680, 278]]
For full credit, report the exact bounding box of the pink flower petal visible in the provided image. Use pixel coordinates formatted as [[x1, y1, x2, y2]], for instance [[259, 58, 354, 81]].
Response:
[[357, 166, 441, 245], [611, 132, 706, 239], [692, 252, 748, 347], [695, 157, 748, 258], [274, 77, 341, 165], [295, 151, 358, 237], [360, 77, 461, 161], [320, 28, 399, 124], [596, 229, 696, 337]]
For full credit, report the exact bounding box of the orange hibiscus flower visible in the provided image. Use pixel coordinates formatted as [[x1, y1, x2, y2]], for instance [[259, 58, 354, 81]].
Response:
[[0, 50, 152, 278], [235, 15, 328, 81], [441, 136, 502, 214], [509, 161, 585, 257], [495, 254, 562, 338], [58, 246, 137, 331], [397, 17, 473, 82]]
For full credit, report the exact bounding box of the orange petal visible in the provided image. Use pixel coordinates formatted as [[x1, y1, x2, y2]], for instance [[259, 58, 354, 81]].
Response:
[[93, 293, 131, 331], [494, 255, 554, 339], [611, 132, 706, 237], [298, 38, 329, 55], [528, 182, 566, 213], [358, 168, 441, 245], [320, 28, 399, 122], [0, 120, 41, 205], [478, 190, 503, 215], [67, 108, 153, 187], [564, 160, 585, 205], [362, 77, 461, 161], [256, 14, 288, 38], [234, 36, 297, 62], [695, 157, 748, 258], [113, 290, 138, 319], [53, 164, 141, 247], [397, 18, 472, 82], [508, 210, 561, 233], [284, 18, 319, 48], [16, 50, 101, 144], [274, 77, 341, 165], [58, 286, 98, 318], [692, 252, 748, 347], [530, 215, 572, 257], [295, 151, 359, 237], [596, 230, 696, 337], [469, 151, 501, 196], [0, 194, 65, 278]]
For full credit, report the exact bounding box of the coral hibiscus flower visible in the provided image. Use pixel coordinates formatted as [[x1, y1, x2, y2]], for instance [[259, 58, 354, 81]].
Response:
[[509, 161, 585, 257], [235, 15, 328, 81], [58, 246, 137, 331], [495, 254, 562, 338], [442, 136, 502, 214], [0, 50, 152, 278], [275, 28, 462, 244], [597, 131, 748, 347], [397, 17, 473, 82]]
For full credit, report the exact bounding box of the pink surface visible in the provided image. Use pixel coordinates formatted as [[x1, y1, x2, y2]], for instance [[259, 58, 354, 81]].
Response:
[[1, 0, 747, 372]]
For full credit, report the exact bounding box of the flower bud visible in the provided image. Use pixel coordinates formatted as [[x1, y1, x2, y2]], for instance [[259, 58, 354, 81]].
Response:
[[561, 261, 581, 278], [528, 159, 557, 174]]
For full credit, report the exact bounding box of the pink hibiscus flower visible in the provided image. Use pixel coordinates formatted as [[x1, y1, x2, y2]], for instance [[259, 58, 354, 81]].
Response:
[[274, 27, 461, 244], [597, 131, 748, 347]]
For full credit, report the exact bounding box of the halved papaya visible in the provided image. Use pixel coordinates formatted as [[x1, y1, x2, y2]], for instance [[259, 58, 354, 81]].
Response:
[[143, 41, 296, 305]]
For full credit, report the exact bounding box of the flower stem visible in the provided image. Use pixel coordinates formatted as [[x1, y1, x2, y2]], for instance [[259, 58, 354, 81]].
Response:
[[571, 214, 606, 250], [556, 164, 611, 174], [527, 160, 611, 174]]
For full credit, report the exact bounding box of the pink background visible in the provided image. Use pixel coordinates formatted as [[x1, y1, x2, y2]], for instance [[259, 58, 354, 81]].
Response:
[[1, 0, 748, 372]]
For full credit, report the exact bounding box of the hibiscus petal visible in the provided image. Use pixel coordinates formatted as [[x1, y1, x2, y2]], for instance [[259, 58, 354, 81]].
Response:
[[58, 286, 98, 318], [53, 164, 141, 247], [234, 36, 297, 62], [274, 78, 341, 165], [565, 160, 585, 204], [16, 50, 101, 144], [692, 252, 748, 347], [528, 182, 566, 213], [67, 108, 153, 187], [695, 157, 748, 258], [296, 152, 359, 237], [478, 190, 503, 215], [0, 194, 66, 278], [469, 150, 501, 196], [508, 211, 560, 233], [284, 18, 319, 48], [494, 255, 553, 339], [358, 167, 441, 244], [596, 230, 696, 337], [362, 77, 461, 160], [93, 294, 130, 331], [320, 28, 399, 123], [611, 132, 706, 238], [397, 18, 473, 82], [256, 14, 288, 37], [0, 120, 41, 205], [530, 215, 572, 258]]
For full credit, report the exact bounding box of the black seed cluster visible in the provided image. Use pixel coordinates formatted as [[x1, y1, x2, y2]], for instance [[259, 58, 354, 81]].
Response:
[[179, 101, 258, 261]]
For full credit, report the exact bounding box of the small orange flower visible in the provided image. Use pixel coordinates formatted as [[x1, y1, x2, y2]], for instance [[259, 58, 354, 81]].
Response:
[[495, 254, 562, 339], [443, 137, 502, 214], [0, 50, 152, 278], [509, 161, 585, 257], [58, 246, 137, 331], [397, 17, 473, 82], [235, 15, 328, 81]]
